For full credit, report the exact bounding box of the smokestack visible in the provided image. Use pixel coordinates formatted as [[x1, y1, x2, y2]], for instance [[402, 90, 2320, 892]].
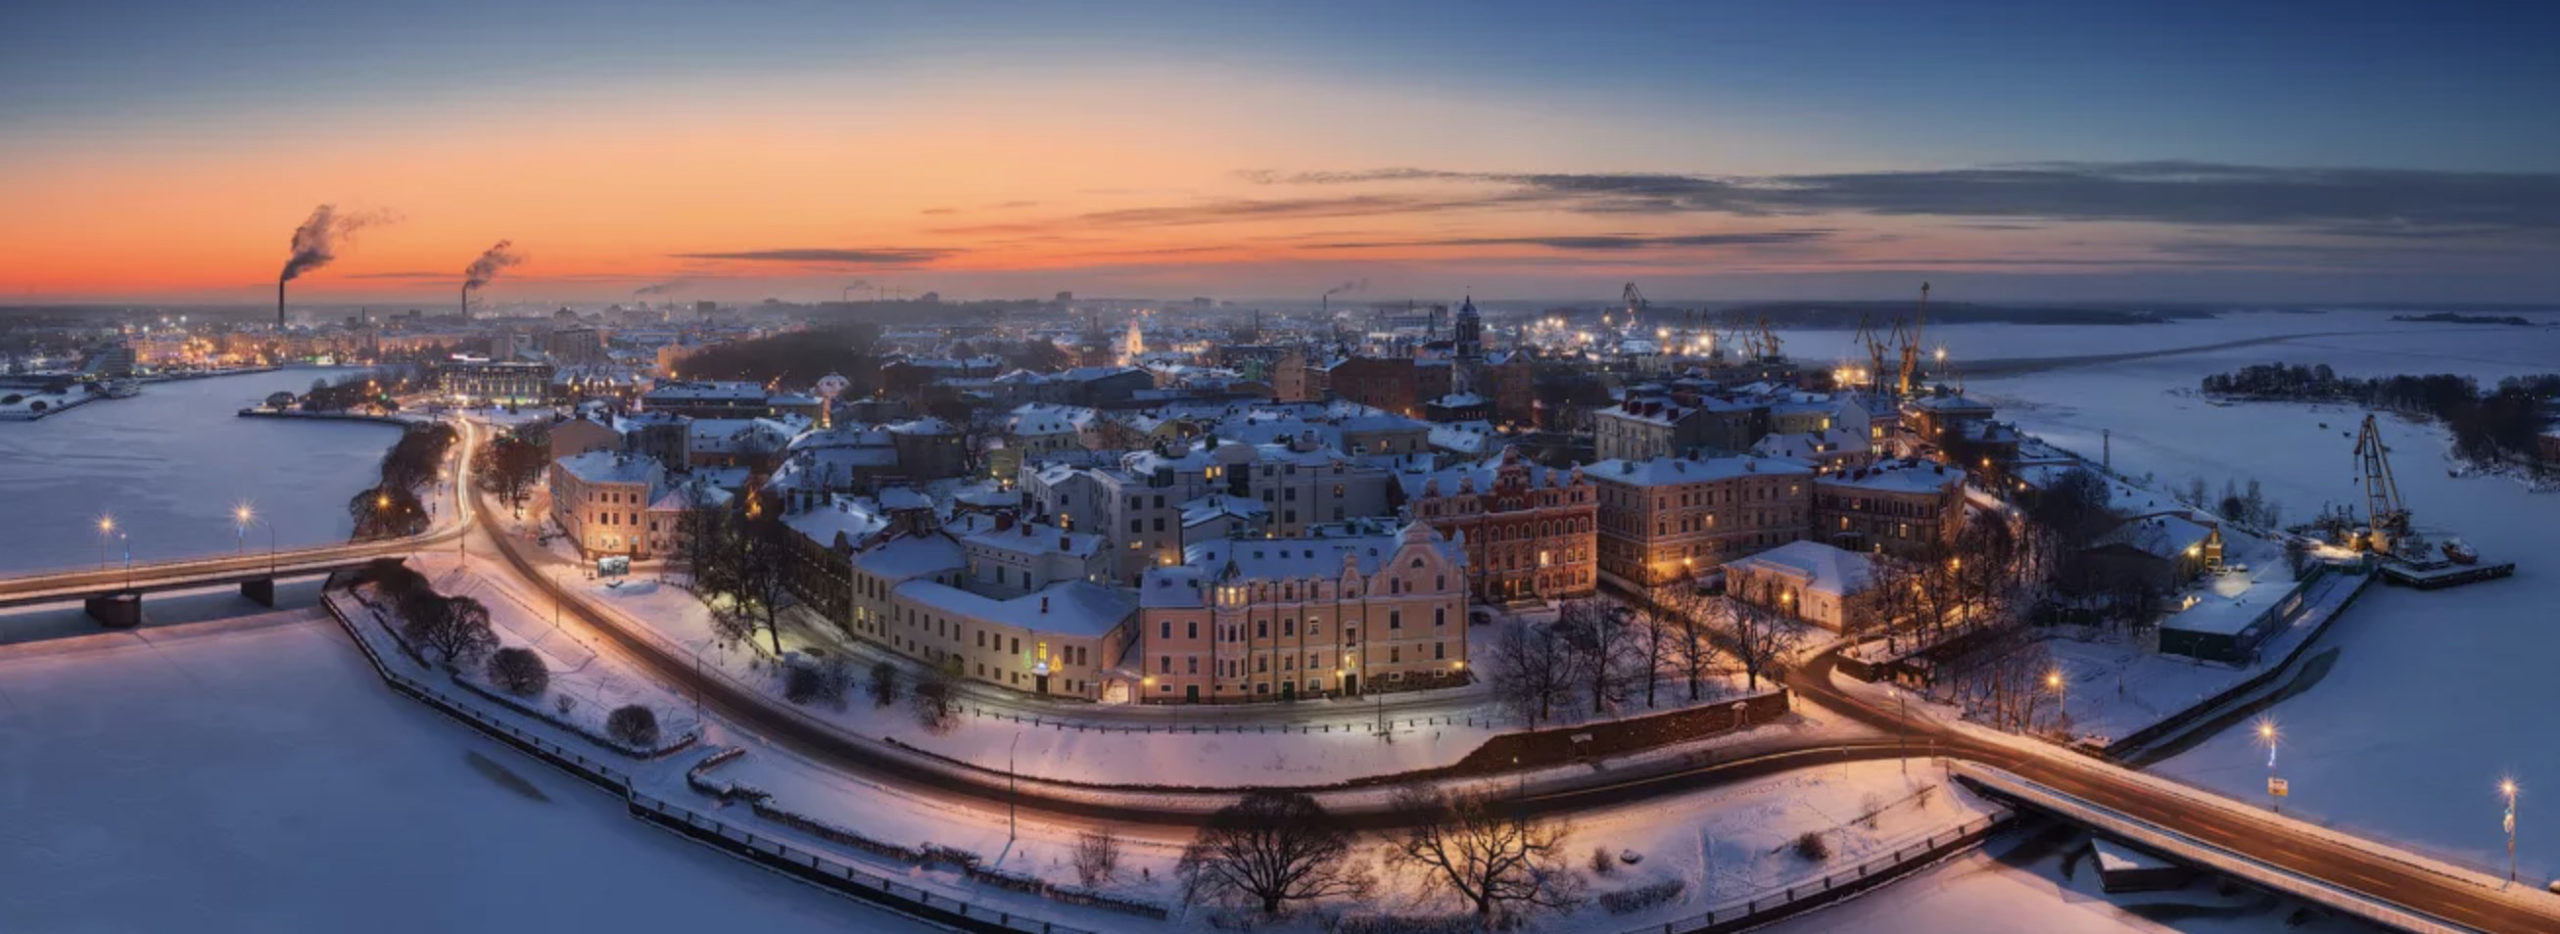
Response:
[[277, 280, 286, 329], [460, 239, 526, 322]]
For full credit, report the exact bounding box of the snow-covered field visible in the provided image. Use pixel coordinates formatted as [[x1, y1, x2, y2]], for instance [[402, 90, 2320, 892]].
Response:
[[0, 369, 400, 575], [0, 611, 930, 933], [1973, 315, 2560, 884]]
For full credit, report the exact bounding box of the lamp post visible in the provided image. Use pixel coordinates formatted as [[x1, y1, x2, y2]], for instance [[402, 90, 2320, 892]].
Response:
[[2044, 668, 2068, 738], [2504, 779, 2520, 885], [97, 515, 114, 570], [236, 505, 276, 576], [1007, 731, 1022, 845], [2257, 718, 2281, 813]]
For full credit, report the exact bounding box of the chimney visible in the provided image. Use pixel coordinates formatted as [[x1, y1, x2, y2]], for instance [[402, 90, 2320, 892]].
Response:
[[1059, 535, 1071, 551], [995, 512, 1015, 533], [1040, 596, 1050, 614], [276, 281, 286, 329]]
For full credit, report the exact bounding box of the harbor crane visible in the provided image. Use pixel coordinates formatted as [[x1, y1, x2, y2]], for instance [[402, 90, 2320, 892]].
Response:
[[2352, 413, 2412, 553], [1854, 315, 1890, 395], [1896, 281, 1929, 397]]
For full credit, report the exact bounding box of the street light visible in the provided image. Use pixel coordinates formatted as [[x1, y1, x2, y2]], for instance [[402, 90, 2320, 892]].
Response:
[[2504, 779, 2521, 885], [2045, 668, 2068, 736], [2257, 717, 2281, 813], [97, 515, 114, 569], [1007, 732, 1022, 845]]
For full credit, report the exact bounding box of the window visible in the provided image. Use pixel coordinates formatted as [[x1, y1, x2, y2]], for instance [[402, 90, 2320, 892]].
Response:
[[1283, 618, 1295, 636], [1010, 637, 1020, 654], [1390, 646, 1401, 663], [1188, 656, 1199, 674], [1159, 655, 1171, 674], [1188, 621, 1199, 639], [1161, 621, 1171, 639], [1434, 608, 1445, 627], [1256, 620, 1268, 639], [1389, 610, 1402, 630], [1434, 642, 1446, 660]]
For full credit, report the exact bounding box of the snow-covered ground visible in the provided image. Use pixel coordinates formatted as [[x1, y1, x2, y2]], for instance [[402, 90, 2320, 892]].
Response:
[[0, 368, 400, 575], [1974, 322, 2560, 885], [0, 611, 931, 933]]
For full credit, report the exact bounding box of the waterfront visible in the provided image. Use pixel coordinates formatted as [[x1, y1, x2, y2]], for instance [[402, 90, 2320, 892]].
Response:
[[0, 369, 401, 576]]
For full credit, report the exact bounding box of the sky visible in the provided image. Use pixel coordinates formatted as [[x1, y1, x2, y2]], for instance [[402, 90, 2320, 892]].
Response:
[[4, 0, 2558, 307]]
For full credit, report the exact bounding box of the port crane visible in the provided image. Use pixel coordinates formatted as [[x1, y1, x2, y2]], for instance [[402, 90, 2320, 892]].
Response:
[[1896, 281, 1929, 397], [2352, 413, 2411, 553], [1854, 315, 1890, 395]]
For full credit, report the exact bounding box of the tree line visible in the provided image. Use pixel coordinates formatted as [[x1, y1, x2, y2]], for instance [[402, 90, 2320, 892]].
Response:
[[350, 422, 458, 540], [2201, 363, 2559, 463]]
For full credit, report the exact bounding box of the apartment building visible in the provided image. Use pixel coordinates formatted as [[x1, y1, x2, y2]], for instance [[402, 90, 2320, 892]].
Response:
[[1587, 455, 1814, 588], [1137, 521, 1468, 703]]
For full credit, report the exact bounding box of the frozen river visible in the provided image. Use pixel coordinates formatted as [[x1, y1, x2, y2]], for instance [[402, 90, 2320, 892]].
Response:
[[0, 369, 399, 576], [1970, 314, 2560, 885]]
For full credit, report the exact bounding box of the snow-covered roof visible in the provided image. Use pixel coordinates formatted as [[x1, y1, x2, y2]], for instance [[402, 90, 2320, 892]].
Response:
[[554, 450, 662, 486], [1753, 427, 1870, 462], [1818, 460, 1960, 495], [1726, 540, 1875, 597], [1180, 493, 1270, 527], [893, 579, 1135, 637], [2096, 512, 2217, 560], [852, 534, 965, 581], [1586, 455, 1813, 487], [1171, 522, 1458, 589], [957, 516, 1105, 559], [785, 496, 889, 548]]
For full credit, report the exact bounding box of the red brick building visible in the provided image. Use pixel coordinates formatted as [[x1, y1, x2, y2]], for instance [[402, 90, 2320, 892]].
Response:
[[1403, 445, 1599, 604]]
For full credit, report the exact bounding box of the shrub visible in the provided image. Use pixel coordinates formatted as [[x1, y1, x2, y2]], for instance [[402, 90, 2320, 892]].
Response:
[[911, 673, 957, 734], [1793, 831, 1830, 861], [487, 647, 549, 697], [554, 694, 577, 716], [783, 655, 853, 707], [1589, 845, 1616, 875], [1597, 879, 1685, 914], [1074, 830, 1123, 888], [867, 660, 901, 708], [607, 705, 660, 748]]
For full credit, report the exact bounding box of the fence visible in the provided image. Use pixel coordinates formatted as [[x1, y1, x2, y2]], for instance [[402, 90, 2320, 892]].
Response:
[[1615, 805, 2012, 934], [960, 704, 1493, 736], [324, 581, 1104, 934]]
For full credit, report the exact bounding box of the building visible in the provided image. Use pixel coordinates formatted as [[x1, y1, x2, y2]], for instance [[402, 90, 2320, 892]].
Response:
[[641, 380, 778, 419], [1401, 446, 1598, 603], [1021, 436, 1396, 583], [1811, 460, 1966, 558], [1592, 395, 1763, 462], [546, 412, 622, 458], [1137, 521, 1468, 703], [548, 451, 667, 559], [439, 358, 554, 406], [823, 521, 1139, 701], [2082, 512, 2223, 593], [1311, 356, 1453, 418], [1588, 455, 1814, 588], [1725, 540, 1879, 633]]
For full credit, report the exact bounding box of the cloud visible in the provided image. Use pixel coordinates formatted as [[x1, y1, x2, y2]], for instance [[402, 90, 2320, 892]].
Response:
[[919, 207, 958, 215], [1305, 230, 1832, 251], [669, 247, 957, 264], [1250, 162, 2560, 237]]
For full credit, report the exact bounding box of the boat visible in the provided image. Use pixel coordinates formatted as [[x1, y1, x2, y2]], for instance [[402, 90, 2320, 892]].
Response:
[[100, 379, 140, 399], [2442, 540, 2479, 565]]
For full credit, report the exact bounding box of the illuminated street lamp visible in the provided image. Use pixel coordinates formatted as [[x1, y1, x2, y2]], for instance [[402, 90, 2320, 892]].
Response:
[[2504, 779, 2521, 884], [2045, 668, 2068, 736], [97, 515, 115, 569], [2257, 718, 2281, 813]]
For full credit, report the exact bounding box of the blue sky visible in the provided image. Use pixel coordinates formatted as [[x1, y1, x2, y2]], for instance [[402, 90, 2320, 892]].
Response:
[[5, 0, 2557, 304]]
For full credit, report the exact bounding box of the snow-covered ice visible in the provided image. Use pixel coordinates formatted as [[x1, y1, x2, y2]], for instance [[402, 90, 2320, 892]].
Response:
[[0, 611, 934, 933]]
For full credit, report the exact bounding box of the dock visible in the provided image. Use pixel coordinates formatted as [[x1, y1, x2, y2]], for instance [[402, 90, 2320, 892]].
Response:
[[2377, 556, 2515, 589]]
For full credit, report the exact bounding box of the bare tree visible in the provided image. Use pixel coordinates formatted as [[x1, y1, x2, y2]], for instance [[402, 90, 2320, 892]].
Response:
[[867, 659, 902, 708], [702, 509, 794, 655], [1387, 786, 1582, 924], [1662, 588, 1721, 702], [1486, 618, 1576, 727], [1632, 606, 1673, 708], [401, 592, 497, 670], [1553, 598, 1636, 715], [1072, 830, 1123, 888], [910, 670, 957, 734], [1725, 597, 1795, 693], [1177, 791, 1372, 917]]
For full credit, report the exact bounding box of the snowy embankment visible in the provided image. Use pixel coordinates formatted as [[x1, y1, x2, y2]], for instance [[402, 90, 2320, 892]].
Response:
[[0, 611, 937, 934], [325, 574, 1143, 933]]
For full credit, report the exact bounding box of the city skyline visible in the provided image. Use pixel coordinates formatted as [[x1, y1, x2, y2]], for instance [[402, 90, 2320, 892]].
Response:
[[7, 0, 2559, 305]]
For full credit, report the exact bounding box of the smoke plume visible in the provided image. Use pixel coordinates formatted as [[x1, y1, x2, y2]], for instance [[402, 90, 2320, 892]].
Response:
[[463, 240, 527, 292], [279, 204, 390, 283], [1321, 278, 1368, 298], [634, 279, 686, 296]]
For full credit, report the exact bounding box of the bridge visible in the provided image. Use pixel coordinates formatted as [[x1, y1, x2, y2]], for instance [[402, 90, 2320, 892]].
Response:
[[0, 415, 478, 628]]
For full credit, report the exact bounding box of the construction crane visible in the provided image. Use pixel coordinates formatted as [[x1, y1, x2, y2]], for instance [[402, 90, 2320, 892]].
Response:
[[1622, 282, 1647, 323], [1896, 281, 1929, 397], [2352, 413, 2411, 553], [1854, 315, 1890, 396], [1754, 315, 1783, 361]]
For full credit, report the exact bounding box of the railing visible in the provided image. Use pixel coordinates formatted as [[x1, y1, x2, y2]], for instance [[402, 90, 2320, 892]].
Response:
[[1616, 805, 2012, 934], [1953, 762, 2476, 934], [627, 792, 1102, 934], [325, 582, 1101, 934]]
